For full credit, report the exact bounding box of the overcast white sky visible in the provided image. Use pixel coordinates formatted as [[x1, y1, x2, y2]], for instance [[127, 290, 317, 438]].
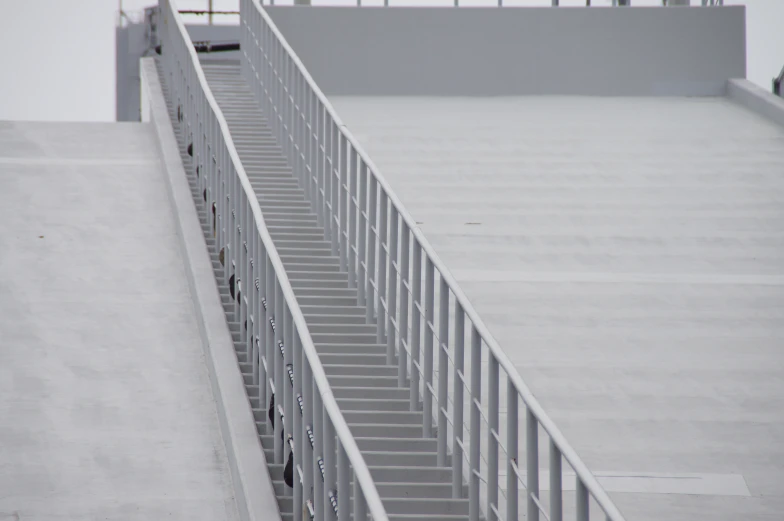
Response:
[[0, 0, 781, 122]]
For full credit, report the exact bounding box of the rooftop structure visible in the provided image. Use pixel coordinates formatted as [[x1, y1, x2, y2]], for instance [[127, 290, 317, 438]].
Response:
[[3, 2, 782, 521]]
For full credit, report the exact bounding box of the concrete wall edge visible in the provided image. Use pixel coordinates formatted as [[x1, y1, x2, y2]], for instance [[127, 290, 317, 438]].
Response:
[[727, 78, 784, 129], [140, 57, 283, 521]]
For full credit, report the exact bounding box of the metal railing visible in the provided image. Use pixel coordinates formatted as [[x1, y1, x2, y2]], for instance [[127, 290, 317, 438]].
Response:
[[240, 1, 628, 520], [255, 0, 724, 6], [157, 2, 389, 521]]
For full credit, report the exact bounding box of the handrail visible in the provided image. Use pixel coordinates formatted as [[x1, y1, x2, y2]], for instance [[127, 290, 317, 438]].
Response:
[[244, 1, 626, 520], [159, 1, 389, 520]]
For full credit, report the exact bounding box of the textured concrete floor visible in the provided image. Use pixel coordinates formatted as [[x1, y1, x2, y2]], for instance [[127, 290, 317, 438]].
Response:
[[0, 122, 239, 521], [331, 96, 784, 521]]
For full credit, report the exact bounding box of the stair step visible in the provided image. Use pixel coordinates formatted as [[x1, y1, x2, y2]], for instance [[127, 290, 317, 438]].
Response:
[[350, 424, 429, 438], [342, 411, 424, 425], [308, 324, 376, 335], [370, 466, 452, 483], [336, 398, 412, 411], [323, 364, 398, 377], [354, 437, 436, 453], [303, 313, 368, 325], [316, 344, 388, 356], [322, 353, 389, 365], [331, 386, 411, 400]]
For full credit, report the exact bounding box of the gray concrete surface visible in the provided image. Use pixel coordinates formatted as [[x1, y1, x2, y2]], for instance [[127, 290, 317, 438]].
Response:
[[0, 121, 240, 521], [267, 6, 745, 96], [141, 57, 282, 521], [330, 95, 784, 521]]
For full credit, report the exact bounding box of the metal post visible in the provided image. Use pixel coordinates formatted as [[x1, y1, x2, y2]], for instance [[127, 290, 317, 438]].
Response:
[[550, 440, 563, 521], [302, 359, 314, 518], [313, 393, 324, 521], [377, 193, 388, 344], [398, 223, 410, 387], [265, 257, 275, 433], [293, 333, 303, 521], [452, 304, 464, 498], [386, 207, 398, 364], [348, 147, 358, 288], [498, 386, 514, 519], [323, 417, 336, 521], [423, 258, 435, 438], [410, 241, 422, 412], [488, 355, 499, 521], [284, 307, 294, 464], [366, 176, 377, 323], [437, 277, 449, 466], [337, 443, 350, 521], [353, 478, 366, 521], [274, 281, 284, 464], [316, 101, 325, 228], [526, 408, 539, 521], [576, 480, 589, 521], [357, 161, 367, 306], [208, 0, 213, 24], [330, 121, 340, 257], [468, 327, 481, 521]]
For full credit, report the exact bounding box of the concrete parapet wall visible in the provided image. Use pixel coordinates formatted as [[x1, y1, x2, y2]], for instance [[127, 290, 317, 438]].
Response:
[[265, 5, 746, 97], [727, 78, 784, 128], [140, 57, 282, 521]]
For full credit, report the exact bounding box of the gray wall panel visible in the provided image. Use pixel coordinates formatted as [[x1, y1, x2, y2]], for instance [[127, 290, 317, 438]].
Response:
[[265, 6, 746, 96]]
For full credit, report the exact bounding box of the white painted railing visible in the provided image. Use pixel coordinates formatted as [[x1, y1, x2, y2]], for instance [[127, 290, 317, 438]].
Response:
[[240, 1, 629, 520], [158, 1, 390, 520]]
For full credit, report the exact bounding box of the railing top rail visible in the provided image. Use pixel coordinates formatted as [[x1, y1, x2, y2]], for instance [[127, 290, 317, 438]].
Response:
[[163, 2, 389, 519], [249, 0, 625, 519]]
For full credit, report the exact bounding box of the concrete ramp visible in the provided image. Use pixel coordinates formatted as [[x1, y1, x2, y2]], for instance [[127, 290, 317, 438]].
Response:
[[0, 122, 240, 520]]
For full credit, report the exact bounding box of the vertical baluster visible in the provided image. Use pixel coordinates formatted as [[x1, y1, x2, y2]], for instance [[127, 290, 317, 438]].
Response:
[[423, 258, 435, 437], [410, 241, 422, 412], [337, 443, 350, 521], [507, 388, 519, 521], [527, 408, 539, 521], [452, 304, 465, 498], [274, 280, 284, 464], [577, 480, 589, 521], [397, 222, 410, 387], [488, 355, 499, 521], [357, 161, 367, 307], [338, 134, 348, 271], [324, 116, 333, 244], [366, 176, 377, 323], [265, 256, 275, 433], [251, 231, 259, 387], [348, 147, 358, 289], [309, 92, 318, 214], [292, 333, 303, 521], [550, 440, 563, 521], [284, 307, 294, 465], [321, 106, 329, 233], [323, 414, 336, 521], [313, 392, 324, 521], [437, 277, 450, 466], [469, 327, 481, 521], [232, 167, 240, 320], [377, 192, 388, 343], [331, 121, 340, 258], [386, 207, 398, 366], [314, 99, 323, 227], [353, 478, 366, 521], [302, 357, 314, 518], [240, 200, 249, 350]]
